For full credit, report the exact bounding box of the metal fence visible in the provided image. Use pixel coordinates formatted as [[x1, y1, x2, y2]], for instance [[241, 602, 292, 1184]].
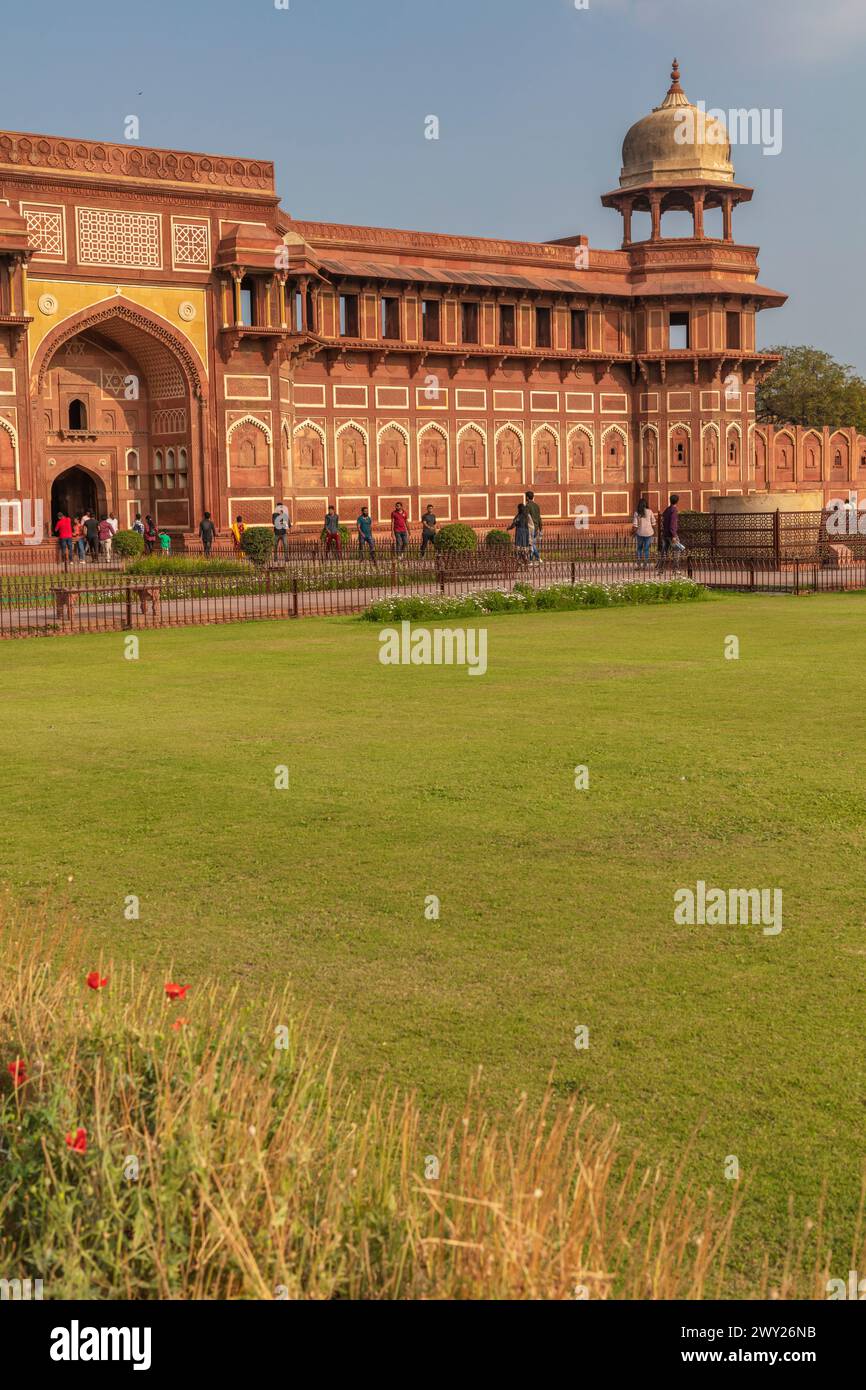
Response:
[[4, 550, 866, 638]]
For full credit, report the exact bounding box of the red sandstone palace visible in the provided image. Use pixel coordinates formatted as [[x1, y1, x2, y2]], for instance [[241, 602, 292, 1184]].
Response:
[[0, 61, 862, 541]]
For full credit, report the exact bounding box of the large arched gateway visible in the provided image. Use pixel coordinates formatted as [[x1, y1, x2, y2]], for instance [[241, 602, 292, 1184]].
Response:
[[31, 300, 209, 539]]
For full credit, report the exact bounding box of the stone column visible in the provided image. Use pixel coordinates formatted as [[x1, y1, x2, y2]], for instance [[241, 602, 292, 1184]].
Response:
[[692, 191, 705, 239], [649, 194, 662, 242]]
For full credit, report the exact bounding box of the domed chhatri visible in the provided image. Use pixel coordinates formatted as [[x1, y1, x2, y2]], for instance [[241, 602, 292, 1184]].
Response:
[[619, 60, 735, 190]]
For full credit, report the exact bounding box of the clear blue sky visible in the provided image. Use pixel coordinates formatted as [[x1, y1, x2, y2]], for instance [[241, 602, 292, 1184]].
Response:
[[3, 0, 864, 371]]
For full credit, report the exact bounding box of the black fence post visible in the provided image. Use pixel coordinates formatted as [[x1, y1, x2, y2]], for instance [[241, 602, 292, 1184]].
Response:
[[773, 509, 781, 566], [292, 574, 299, 618]]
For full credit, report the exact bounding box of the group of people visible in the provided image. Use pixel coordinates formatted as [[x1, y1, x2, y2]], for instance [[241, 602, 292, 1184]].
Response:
[[632, 493, 687, 567], [129, 490, 686, 570], [507, 491, 544, 562], [131, 513, 171, 556], [54, 509, 119, 562]]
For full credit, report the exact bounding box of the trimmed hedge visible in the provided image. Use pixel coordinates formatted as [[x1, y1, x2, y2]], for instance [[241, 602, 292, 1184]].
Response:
[[241, 526, 274, 567], [111, 529, 144, 558], [484, 529, 512, 550], [320, 523, 351, 545], [436, 523, 478, 553]]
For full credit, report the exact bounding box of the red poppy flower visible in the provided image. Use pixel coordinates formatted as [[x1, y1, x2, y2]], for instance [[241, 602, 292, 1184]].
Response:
[[7, 1060, 27, 1087], [171, 1017, 188, 1031], [65, 1127, 87, 1154], [86, 971, 108, 991], [165, 983, 190, 1001]]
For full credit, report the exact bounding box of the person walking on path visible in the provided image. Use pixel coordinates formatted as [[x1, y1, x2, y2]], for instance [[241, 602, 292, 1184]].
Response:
[[324, 506, 342, 558], [132, 513, 145, 537], [84, 512, 100, 560], [230, 515, 245, 552], [71, 514, 86, 563], [54, 511, 73, 565], [508, 503, 531, 562], [659, 494, 685, 569], [198, 512, 216, 557], [356, 507, 377, 564], [420, 504, 437, 558], [143, 514, 158, 556], [98, 515, 115, 562], [633, 496, 656, 567], [525, 490, 542, 563], [391, 502, 409, 558], [272, 502, 291, 560]]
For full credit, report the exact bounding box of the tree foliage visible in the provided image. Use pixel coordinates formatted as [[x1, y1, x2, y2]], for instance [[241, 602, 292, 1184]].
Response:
[[757, 346, 866, 433]]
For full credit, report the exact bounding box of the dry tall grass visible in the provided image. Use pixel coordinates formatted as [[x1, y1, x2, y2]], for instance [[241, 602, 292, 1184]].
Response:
[[0, 914, 850, 1299]]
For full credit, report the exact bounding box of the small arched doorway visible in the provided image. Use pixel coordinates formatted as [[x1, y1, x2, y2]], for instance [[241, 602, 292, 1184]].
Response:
[[50, 466, 105, 526]]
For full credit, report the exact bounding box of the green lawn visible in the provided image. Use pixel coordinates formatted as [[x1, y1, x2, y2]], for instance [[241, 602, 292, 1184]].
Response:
[[2, 593, 865, 1292]]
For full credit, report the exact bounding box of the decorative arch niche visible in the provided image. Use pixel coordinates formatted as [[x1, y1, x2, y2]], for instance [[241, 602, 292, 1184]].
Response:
[[377, 423, 409, 487], [293, 419, 327, 488], [601, 424, 628, 484], [456, 423, 487, 485], [532, 425, 559, 485], [0, 416, 20, 490], [227, 415, 273, 489], [726, 423, 743, 481], [639, 425, 658, 485], [417, 422, 449, 486], [336, 420, 369, 487], [668, 423, 691, 482], [495, 424, 524, 486], [774, 430, 795, 486], [568, 425, 594, 485], [801, 430, 822, 481], [701, 423, 720, 481]]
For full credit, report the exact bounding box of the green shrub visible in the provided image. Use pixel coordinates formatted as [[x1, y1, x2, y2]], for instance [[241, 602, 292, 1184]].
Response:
[[111, 529, 144, 559], [320, 523, 351, 545], [436, 523, 478, 553], [241, 526, 274, 567], [484, 529, 512, 550]]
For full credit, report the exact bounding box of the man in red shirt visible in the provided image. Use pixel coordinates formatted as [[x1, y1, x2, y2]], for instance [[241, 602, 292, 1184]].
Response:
[[54, 511, 73, 564], [391, 502, 409, 558]]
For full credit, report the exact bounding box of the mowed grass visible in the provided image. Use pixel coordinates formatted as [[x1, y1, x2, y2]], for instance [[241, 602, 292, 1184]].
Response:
[[1, 593, 866, 1293]]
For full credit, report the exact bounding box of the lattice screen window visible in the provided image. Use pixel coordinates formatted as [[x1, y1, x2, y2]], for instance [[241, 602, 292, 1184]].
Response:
[[77, 207, 161, 268], [172, 220, 210, 268], [23, 207, 64, 258]]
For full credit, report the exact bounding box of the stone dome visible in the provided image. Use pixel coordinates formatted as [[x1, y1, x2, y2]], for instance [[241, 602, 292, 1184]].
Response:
[[619, 60, 734, 189]]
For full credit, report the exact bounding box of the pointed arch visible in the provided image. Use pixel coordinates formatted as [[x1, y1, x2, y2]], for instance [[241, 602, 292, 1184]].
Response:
[[567, 423, 595, 485], [31, 296, 208, 400], [228, 414, 274, 488], [494, 421, 524, 486], [0, 414, 20, 490], [376, 420, 411, 487], [531, 423, 560, 484], [601, 423, 629, 484], [293, 417, 328, 487], [335, 418, 370, 487], [456, 421, 488, 485], [417, 420, 450, 486]]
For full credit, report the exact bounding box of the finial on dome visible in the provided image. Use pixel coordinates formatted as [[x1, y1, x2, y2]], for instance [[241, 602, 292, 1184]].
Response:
[[669, 58, 682, 94]]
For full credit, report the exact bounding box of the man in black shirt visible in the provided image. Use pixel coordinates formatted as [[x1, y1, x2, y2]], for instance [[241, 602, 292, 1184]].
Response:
[[198, 512, 216, 557], [420, 505, 437, 557]]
